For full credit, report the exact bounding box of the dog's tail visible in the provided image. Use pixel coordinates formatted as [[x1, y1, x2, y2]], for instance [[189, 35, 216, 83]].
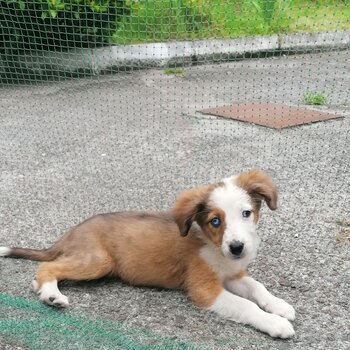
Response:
[[0, 245, 61, 262]]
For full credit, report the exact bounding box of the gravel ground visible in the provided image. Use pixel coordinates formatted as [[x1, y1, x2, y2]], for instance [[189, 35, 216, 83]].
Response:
[[0, 50, 349, 349]]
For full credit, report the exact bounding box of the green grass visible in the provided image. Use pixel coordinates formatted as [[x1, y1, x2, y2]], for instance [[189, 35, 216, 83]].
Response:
[[303, 91, 327, 105], [164, 67, 185, 75], [112, 0, 350, 45]]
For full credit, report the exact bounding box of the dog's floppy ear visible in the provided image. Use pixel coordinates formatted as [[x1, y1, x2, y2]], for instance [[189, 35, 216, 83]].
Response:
[[172, 186, 210, 236], [235, 170, 277, 210]]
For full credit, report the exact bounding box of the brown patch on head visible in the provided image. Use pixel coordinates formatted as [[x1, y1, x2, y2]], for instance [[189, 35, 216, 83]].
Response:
[[172, 185, 212, 236], [172, 181, 224, 237], [251, 207, 260, 224], [235, 170, 278, 213], [196, 208, 226, 246]]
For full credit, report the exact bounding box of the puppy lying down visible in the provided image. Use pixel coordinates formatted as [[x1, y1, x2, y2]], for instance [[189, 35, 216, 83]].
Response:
[[0, 170, 295, 338]]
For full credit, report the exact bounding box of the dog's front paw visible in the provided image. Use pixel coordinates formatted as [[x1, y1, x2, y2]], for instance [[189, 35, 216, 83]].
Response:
[[260, 297, 295, 321], [258, 313, 295, 338]]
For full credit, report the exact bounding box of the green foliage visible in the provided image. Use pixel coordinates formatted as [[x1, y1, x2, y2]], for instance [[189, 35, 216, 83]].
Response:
[[249, 0, 292, 26], [113, 0, 293, 44], [164, 67, 185, 75], [113, 0, 211, 43], [112, 0, 350, 45], [0, 0, 127, 50], [303, 91, 327, 105]]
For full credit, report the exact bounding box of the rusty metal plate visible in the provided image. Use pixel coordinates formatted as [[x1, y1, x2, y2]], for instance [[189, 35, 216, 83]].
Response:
[[199, 102, 342, 129]]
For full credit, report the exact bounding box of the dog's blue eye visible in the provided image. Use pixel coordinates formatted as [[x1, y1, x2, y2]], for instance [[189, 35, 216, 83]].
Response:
[[210, 217, 221, 228], [242, 210, 251, 218]]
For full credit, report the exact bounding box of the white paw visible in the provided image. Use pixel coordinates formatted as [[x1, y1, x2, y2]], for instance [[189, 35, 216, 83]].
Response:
[[260, 297, 296, 321], [40, 291, 70, 308], [37, 280, 70, 308], [261, 313, 295, 338]]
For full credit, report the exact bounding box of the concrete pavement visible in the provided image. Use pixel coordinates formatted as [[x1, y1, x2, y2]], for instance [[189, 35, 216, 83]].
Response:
[[0, 49, 349, 349]]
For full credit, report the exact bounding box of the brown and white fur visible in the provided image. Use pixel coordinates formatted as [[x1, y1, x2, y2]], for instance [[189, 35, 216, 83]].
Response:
[[0, 170, 295, 338]]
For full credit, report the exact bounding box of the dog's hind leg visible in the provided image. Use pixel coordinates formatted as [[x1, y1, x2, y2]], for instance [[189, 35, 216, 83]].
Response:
[[33, 253, 113, 307]]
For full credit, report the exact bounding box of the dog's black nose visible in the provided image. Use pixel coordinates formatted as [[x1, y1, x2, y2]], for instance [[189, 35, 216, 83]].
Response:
[[229, 241, 244, 256]]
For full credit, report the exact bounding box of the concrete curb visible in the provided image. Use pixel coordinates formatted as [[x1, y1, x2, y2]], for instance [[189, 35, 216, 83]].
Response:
[[2, 29, 350, 78]]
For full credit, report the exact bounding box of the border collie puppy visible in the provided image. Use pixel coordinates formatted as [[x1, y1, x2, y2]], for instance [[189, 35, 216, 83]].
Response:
[[0, 170, 295, 338]]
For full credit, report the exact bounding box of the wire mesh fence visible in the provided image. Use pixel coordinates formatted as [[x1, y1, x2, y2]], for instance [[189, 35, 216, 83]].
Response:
[[1, 0, 350, 80], [0, 1, 349, 349], [1, 1, 348, 203]]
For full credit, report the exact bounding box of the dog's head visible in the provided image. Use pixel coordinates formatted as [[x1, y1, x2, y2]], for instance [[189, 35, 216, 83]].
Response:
[[172, 170, 277, 260]]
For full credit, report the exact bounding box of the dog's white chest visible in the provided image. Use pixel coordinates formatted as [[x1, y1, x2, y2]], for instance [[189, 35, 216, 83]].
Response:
[[200, 245, 251, 281]]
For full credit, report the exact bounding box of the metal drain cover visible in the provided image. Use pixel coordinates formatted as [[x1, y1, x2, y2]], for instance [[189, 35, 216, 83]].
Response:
[[199, 102, 342, 129]]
